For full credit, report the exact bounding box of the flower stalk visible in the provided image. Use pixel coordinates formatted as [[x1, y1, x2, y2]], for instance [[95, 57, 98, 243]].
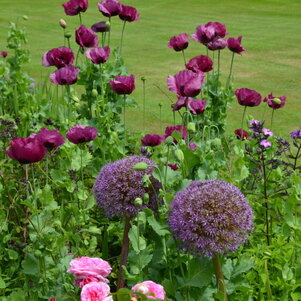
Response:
[[212, 255, 228, 301]]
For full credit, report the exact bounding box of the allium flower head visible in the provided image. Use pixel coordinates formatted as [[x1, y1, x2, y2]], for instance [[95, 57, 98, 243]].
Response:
[[94, 156, 161, 218], [132, 281, 165, 300], [263, 93, 286, 110], [169, 180, 253, 257], [168, 33, 189, 52]]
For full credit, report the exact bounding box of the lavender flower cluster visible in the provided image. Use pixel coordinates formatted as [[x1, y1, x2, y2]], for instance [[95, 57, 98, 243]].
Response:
[[94, 156, 161, 218], [169, 180, 253, 258]]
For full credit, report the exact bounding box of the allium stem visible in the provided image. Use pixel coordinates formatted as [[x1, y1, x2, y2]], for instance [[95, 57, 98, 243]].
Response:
[[123, 94, 126, 153], [182, 50, 186, 65], [212, 255, 228, 301], [226, 52, 235, 90], [117, 217, 131, 289], [120, 21, 126, 56]]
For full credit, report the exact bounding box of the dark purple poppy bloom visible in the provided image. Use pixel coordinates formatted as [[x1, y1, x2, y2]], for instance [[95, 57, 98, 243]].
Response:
[[36, 127, 65, 150], [110, 74, 135, 95], [191, 22, 227, 45], [166, 163, 179, 171], [234, 128, 248, 140], [91, 21, 110, 33], [75, 25, 98, 49], [185, 55, 213, 73], [235, 88, 262, 107], [141, 134, 165, 147], [165, 125, 187, 140], [188, 98, 206, 114], [42, 47, 74, 69], [66, 124, 98, 144], [227, 36, 245, 54], [94, 156, 161, 218], [263, 93, 286, 110], [169, 180, 253, 257], [62, 0, 88, 16], [119, 5, 140, 22], [50, 65, 79, 85], [6, 137, 47, 164], [172, 96, 188, 111], [1, 51, 8, 58], [98, 0, 121, 18], [167, 70, 205, 98], [207, 37, 227, 51], [85, 46, 110, 64], [168, 33, 189, 52]]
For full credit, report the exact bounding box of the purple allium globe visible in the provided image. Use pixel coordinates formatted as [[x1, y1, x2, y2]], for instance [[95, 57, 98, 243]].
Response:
[[169, 180, 253, 258], [94, 156, 161, 218]]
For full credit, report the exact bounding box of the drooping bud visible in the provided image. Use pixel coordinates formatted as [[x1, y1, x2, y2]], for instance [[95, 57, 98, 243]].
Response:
[[91, 89, 98, 97], [174, 149, 184, 162], [133, 162, 149, 171], [187, 122, 196, 133], [59, 19, 67, 29], [134, 197, 143, 207], [212, 138, 221, 147], [165, 136, 174, 145], [22, 15, 28, 20]]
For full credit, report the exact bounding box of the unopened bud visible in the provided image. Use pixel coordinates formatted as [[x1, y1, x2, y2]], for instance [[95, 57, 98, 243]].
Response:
[[72, 96, 80, 102], [272, 98, 281, 104], [144, 193, 149, 204], [134, 197, 143, 207], [165, 136, 174, 145], [105, 21, 111, 31], [187, 122, 196, 133], [141, 76, 146, 81], [59, 19, 67, 29], [212, 138, 221, 147], [22, 15, 28, 20], [174, 149, 184, 162], [133, 162, 148, 171], [64, 32, 72, 39], [91, 89, 98, 97]]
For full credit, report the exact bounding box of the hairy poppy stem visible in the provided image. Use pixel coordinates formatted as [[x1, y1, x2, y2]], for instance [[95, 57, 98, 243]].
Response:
[[117, 217, 131, 289], [270, 109, 274, 129], [226, 52, 235, 90], [182, 50, 186, 65], [212, 255, 228, 301], [241, 106, 247, 138], [120, 21, 126, 56]]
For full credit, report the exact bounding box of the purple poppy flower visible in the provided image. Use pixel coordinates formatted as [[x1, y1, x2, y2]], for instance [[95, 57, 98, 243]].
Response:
[[119, 5, 140, 22], [50, 65, 79, 85], [98, 0, 121, 18], [263, 93, 286, 110], [207, 37, 227, 51], [91, 21, 110, 33], [75, 25, 98, 49], [166, 163, 179, 171], [227, 36, 245, 54], [42, 47, 74, 69], [85, 46, 110, 64], [6, 136, 47, 164], [188, 98, 206, 115], [167, 33, 189, 52], [235, 88, 262, 107], [191, 22, 227, 45], [185, 55, 213, 73], [167, 70, 205, 98], [36, 127, 65, 150], [62, 0, 88, 16], [172, 96, 188, 111], [262, 128, 274, 137], [110, 74, 135, 95], [165, 125, 187, 141], [260, 140, 272, 148], [1, 51, 8, 58], [66, 124, 98, 144], [141, 134, 165, 147], [234, 128, 248, 140]]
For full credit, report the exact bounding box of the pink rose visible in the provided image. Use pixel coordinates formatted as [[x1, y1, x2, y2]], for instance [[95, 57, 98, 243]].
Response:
[[67, 257, 112, 285], [81, 282, 112, 301], [132, 281, 165, 300]]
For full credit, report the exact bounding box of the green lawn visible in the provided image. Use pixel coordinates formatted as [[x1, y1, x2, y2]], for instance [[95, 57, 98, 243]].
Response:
[[1, 0, 300, 135]]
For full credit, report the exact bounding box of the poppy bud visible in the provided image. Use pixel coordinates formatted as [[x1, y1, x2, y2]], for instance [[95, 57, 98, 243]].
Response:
[[91, 89, 98, 97], [144, 193, 149, 204], [72, 95, 80, 102], [174, 149, 184, 162], [134, 197, 143, 207], [141, 76, 146, 81], [22, 15, 28, 20], [59, 19, 67, 29], [272, 98, 281, 104], [65, 32, 72, 38], [187, 122, 196, 133], [105, 21, 111, 31], [133, 162, 149, 171], [212, 138, 221, 147], [165, 136, 174, 145]]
